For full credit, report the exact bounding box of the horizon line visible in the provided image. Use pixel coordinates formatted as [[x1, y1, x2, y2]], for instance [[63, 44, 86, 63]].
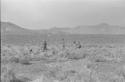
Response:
[[1, 21, 124, 30]]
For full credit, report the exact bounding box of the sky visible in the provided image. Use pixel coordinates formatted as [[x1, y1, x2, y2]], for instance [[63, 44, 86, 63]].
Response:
[[1, 0, 125, 29]]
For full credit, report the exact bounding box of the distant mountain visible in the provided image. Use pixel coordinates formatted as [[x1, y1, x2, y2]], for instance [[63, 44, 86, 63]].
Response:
[[49, 23, 125, 34], [1, 22, 125, 45], [1, 22, 31, 35], [1, 22, 125, 35], [0, 22, 68, 35]]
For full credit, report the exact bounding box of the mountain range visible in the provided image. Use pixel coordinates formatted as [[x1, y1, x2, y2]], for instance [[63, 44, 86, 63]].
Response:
[[1, 22, 125, 35], [1, 22, 125, 45]]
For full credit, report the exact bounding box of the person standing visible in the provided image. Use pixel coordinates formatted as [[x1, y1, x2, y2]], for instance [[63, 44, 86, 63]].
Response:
[[43, 40, 48, 52]]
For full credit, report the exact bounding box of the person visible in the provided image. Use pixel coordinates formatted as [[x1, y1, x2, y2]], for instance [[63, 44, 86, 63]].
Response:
[[73, 40, 82, 49], [43, 40, 47, 51], [29, 48, 33, 54], [77, 41, 82, 48], [62, 38, 65, 49]]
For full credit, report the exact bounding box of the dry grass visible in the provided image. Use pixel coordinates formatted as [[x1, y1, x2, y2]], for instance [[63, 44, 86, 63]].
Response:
[[1, 43, 125, 82]]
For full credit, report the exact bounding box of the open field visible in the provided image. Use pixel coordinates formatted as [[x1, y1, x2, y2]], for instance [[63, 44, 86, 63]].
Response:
[[2, 34, 125, 45], [1, 38, 125, 82], [1, 0, 125, 81]]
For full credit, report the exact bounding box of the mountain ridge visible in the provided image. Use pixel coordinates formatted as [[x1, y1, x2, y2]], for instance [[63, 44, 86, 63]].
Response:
[[1, 22, 125, 35], [1, 22, 125, 45]]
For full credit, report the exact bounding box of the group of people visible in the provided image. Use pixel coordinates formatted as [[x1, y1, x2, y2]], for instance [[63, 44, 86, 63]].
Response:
[[41, 38, 82, 50], [26, 38, 82, 54]]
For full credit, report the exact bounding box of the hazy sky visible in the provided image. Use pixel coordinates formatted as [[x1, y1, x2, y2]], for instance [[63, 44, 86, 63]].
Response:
[[1, 0, 125, 29]]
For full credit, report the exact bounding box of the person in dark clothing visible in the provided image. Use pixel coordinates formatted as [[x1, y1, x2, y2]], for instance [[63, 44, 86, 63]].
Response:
[[43, 40, 47, 51]]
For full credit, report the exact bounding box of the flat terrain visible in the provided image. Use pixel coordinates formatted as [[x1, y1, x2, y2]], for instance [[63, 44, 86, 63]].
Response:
[[1, 37, 125, 82], [2, 34, 125, 45]]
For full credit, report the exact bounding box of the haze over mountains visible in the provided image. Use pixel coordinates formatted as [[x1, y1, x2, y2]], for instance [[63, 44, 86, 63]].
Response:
[[1, 22, 125, 35], [1, 22, 125, 45]]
